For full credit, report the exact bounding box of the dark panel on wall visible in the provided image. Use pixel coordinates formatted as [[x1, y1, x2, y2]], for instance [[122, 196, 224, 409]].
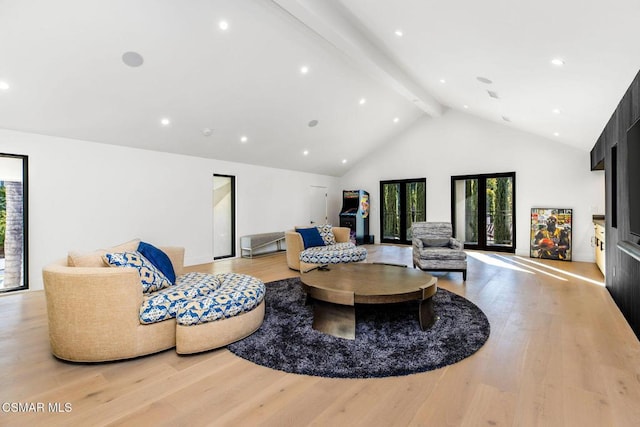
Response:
[[631, 79, 640, 122], [593, 69, 640, 339], [590, 136, 605, 170]]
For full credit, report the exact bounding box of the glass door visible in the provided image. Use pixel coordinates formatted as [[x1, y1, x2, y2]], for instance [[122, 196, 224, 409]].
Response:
[[381, 182, 401, 242], [0, 154, 28, 293], [381, 178, 426, 244], [405, 180, 426, 241], [486, 176, 514, 248], [451, 172, 515, 252], [453, 178, 479, 245]]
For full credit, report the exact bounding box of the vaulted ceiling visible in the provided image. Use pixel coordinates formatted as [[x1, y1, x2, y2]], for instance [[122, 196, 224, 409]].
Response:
[[1, 0, 639, 176]]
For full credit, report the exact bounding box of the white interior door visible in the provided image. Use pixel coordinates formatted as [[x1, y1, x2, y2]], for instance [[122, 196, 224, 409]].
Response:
[[309, 185, 328, 225]]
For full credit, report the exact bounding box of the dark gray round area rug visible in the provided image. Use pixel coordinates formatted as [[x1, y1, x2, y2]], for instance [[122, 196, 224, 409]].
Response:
[[227, 277, 490, 378]]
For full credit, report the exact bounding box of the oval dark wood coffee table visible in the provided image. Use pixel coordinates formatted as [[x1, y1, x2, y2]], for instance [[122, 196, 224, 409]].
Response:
[[300, 263, 437, 339]]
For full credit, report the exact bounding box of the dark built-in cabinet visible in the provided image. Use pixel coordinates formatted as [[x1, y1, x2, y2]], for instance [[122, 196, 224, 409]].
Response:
[[591, 69, 640, 339], [591, 135, 605, 170]]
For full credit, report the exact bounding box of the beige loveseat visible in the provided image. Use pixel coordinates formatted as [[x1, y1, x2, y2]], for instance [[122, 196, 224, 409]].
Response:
[[285, 226, 367, 272], [43, 240, 265, 362]]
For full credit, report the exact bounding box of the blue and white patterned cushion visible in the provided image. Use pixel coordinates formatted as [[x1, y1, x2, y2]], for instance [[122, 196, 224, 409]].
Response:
[[176, 273, 265, 326], [299, 242, 367, 264], [139, 272, 222, 324], [104, 251, 171, 293], [316, 224, 336, 245]]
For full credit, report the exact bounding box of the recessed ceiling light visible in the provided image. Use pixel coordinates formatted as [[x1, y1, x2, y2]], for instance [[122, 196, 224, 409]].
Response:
[[300, 66, 309, 74], [552, 108, 561, 114], [342, 159, 348, 164], [359, 98, 366, 105], [122, 51, 144, 67], [393, 117, 399, 123], [219, 20, 229, 31], [487, 90, 499, 99], [553, 132, 560, 137], [394, 30, 403, 37], [308, 119, 318, 127], [160, 118, 171, 126], [439, 79, 446, 84], [240, 135, 248, 143], [0, 81, 9, 91], [502, 116, 511, 122], [463, 105, 469, 109], [551, 58, 565, 66], [202, 128, 213, 136], [303, 150, 309, 156], [476, 76, 492, 84]]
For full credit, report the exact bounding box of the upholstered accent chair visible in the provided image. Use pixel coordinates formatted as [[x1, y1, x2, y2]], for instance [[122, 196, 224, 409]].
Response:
[[411, 222, 467, 280], [285, 225, 367, 272]]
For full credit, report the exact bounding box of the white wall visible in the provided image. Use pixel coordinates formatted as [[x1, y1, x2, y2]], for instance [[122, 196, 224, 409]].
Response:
[[211, 159, 340, 238], [0, 129, 338, 290], [338, 110, 605, 262]]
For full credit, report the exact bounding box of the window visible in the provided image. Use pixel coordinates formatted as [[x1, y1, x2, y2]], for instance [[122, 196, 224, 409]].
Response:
[[0, 153, 28, 293], [451, 172, 515, 252], [380, 178, 426, 244]]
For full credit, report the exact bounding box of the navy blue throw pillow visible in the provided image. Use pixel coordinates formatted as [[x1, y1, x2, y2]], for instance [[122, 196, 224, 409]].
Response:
[[137, 241, 176, 284], [297, 227, 326, 249]]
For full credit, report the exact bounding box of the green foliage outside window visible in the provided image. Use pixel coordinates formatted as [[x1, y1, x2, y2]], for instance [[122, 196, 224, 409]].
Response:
[[494, 177, 512, 243], [464, 177, 512, 244], [382, 180, 426, 241], [465, 179, 478, 242], [383, 184, 400, 239]]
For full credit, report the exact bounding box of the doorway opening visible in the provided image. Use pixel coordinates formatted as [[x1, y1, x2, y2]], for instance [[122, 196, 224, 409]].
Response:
[[213, 174, 236, 259]]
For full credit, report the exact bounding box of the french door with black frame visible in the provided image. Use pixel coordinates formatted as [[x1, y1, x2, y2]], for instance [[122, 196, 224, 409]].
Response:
[[380, 178, 426, 245], [0, 153, 28, 293], [451, 172, 515, 252]]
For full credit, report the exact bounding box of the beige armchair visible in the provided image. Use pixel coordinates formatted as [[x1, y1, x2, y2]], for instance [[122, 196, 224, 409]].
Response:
[[44, 241, 267, 362], [285, 226, 351, 271], [43, 245, 184, 362], [412, 222, 467, 280]]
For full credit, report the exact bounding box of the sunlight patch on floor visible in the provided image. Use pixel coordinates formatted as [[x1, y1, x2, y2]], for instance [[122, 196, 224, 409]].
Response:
[[514, 256, 605, 287], [466, 252, 533, 274], [493, 254, 568, 281]]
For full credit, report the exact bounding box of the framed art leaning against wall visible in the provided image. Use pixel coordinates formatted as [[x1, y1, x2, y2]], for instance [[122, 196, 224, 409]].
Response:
[[530, 208, 572, 261]]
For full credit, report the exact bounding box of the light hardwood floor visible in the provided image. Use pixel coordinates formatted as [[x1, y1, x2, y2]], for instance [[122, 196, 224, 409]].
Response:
[[1, 245, 639, 426]]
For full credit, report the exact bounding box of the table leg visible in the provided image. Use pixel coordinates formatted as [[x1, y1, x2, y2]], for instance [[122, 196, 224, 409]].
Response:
[[312, 301, 355, 340], [419, 297, 436, 330]]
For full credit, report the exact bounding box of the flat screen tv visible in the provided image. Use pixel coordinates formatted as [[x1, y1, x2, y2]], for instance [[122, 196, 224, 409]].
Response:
[[628, 117, 640, 237]]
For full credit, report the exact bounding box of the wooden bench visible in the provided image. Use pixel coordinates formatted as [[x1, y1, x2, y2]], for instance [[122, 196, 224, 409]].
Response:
[[240, 232, 286, 258]]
